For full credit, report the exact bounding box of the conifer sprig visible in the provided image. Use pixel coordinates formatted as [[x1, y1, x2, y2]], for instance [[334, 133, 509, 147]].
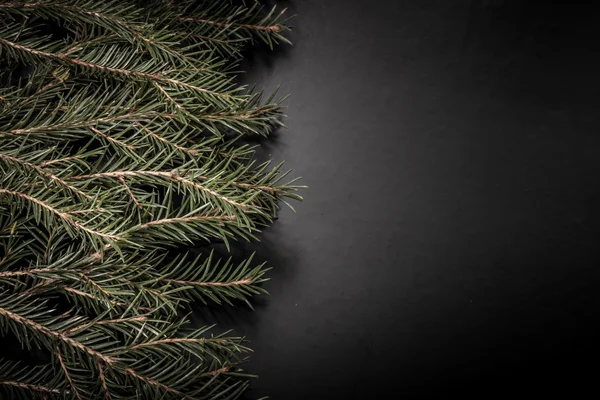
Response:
[[0, 1, 301, 398]]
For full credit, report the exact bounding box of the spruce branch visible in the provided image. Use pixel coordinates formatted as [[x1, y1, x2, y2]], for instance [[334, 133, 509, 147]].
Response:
[[0, 292, 252, 399], [0, 152, 93, 199], [155, 1, 293, 55], [0, 360, 65, 399], [55, 345, 82, 400], [0, 1, 301, 398], [0, 188, 122, 245], [0, 0, 205, 65], [0, 35, 242, 107]]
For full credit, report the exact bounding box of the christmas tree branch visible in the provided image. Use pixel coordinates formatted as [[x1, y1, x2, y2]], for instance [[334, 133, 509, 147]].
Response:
[[0, 1, 300, 398], [0, 37, 239, 106]]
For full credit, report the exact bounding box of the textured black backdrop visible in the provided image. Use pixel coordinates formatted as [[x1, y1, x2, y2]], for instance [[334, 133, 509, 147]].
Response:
[[193, 1, 600, 398]]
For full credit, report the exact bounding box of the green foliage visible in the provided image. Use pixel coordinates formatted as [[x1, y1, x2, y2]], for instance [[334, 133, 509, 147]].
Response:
[[0, 0, 300, 398]]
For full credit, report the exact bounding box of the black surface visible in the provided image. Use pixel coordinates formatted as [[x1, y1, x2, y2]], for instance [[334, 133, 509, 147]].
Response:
[[195, 1, 600, 397]]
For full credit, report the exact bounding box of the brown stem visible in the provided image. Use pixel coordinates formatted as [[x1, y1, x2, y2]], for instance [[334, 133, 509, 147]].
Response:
[[56, 346, 82, 400], [39, 154, 88, 167], [64, 34, 119, 55], [0, 267, 55, 277], [96, 316, 148, 325], [19, 280, 50, 296], [164, 277, 252, 288], [88, 126, 135, 150], [0, 246, 13, 267], [78, 272, 112, 297], [136, 215, 236, 230], [98, 363, 112, 400], [66, 208, 105, 215], [0, 380, 63, 395], [231, 181, 278, 195], [129, 337, 228, 351], [204, 106, 274, 121], [118, 176, 142, 209], [182, 32, 243, 45], [64, 316, 147, 337], [90, 244, 113, 261], [62, 286, 154, 312], [153, 82, 184, 110], [200, 366, 231, 377], [43, 225, 56, 264], [62, 286, 107, 302], [178, 16, 285, 32], [133, 121, 198, 156]]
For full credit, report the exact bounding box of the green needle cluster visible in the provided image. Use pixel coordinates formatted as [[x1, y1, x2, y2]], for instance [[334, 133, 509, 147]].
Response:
[[0, 1, 301, 398]]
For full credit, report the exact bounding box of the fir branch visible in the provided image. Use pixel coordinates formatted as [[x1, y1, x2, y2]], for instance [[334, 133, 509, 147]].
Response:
[[177, 15, 286, 33], [129, 336, 227, 351], [0, 152, 92, 199], [0, 295, 249, 398], [0, 0, 191, 64], [88, 126, 135, 151], [0, 380, 62, 395], [135, 214, 237, 229], [97, 363, 112, 400], [0, 1, 300, 398], [0, 189, 121, 242], [67, 170, 251, 211], [168, 277, 253, 288], [3, 110, 170, 137], [0, 360, 66, 398], [133, 121, 198, 156], [0, 37, 240, 105], [160, 1, 292, 54], [117, 176, 142, 209], [56, 346, 82, 400], [0, 304, 115, 366]]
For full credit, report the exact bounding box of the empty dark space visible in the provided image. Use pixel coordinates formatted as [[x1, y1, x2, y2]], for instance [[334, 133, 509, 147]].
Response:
[[192, 0, 600, 397]]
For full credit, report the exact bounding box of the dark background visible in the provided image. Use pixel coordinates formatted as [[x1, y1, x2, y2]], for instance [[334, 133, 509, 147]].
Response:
[[195, 0, 600, 398]]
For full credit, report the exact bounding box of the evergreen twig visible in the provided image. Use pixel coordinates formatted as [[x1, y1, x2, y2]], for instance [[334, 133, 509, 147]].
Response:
[[0, 1, 303, 398]]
